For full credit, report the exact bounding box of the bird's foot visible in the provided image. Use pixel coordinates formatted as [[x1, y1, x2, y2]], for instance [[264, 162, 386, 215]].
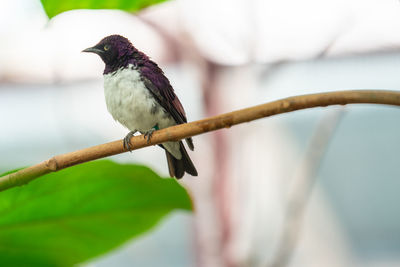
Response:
[[144, 125, 158, 143], [123, 130, 137, 152]]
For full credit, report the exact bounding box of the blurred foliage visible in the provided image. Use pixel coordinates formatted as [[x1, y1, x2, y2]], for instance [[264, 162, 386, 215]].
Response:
[[40, 0, 169, 18], [0, 160, 192, 266]]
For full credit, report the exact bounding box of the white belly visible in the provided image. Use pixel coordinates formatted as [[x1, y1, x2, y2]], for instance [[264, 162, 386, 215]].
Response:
[[103, 66, 181, 159]]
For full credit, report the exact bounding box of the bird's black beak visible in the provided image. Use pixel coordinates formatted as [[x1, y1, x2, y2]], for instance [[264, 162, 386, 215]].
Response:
[[82, 46, 103, 55]]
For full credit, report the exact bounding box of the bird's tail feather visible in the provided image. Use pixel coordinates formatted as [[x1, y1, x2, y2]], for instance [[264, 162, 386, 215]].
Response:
[[166, 142, 197, 179]]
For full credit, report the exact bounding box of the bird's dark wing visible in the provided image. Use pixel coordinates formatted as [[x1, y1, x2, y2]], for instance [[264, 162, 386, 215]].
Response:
[[139, 61, 194, 150], [140, 61, 187, 124]]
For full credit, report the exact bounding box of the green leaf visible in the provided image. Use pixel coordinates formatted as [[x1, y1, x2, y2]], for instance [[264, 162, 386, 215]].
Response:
[[40, 0, 169, 19], [0, 160, 192, 267]]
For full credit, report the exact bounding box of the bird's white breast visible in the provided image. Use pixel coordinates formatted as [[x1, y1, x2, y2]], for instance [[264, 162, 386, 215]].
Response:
[[103, 65, 181, 159]]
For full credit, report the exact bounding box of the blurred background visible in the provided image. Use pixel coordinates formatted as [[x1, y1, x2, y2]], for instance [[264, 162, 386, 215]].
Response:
[[1, 0, 400, 266]]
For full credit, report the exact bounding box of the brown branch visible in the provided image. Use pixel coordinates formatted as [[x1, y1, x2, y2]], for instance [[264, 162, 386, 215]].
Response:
[[1, 90, 400, 192]]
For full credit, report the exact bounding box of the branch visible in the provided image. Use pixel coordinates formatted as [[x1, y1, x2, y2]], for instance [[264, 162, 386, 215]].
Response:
[[1, 90, 400, 192]]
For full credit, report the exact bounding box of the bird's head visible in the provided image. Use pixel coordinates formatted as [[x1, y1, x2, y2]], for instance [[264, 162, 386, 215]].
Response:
[[83, 35, 135, 66]]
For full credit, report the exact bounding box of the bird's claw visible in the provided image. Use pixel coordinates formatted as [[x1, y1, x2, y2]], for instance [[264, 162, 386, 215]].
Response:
[[144, 128, 156, 143], [123, 130, 137, 152]]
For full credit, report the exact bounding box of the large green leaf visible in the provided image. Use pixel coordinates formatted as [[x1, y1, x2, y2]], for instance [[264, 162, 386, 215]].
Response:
[[0, 160, 192, 266], [40, 0, 169, 18]]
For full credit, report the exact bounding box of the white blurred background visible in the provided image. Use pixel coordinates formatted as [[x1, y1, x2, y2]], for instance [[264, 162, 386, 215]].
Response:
[[2, 0, 400, 266]]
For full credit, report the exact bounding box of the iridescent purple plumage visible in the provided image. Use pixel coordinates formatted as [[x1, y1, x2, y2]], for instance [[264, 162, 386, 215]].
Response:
[[97, 35, 189, 127], [83, 35, 197, 178]]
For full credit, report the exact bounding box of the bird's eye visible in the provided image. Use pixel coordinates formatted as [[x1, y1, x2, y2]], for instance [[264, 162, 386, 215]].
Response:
[[104, 44, 111, 51]]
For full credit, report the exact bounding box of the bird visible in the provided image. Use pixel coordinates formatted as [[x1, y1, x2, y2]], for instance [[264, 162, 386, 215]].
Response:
[[83, 34, 197, 179]]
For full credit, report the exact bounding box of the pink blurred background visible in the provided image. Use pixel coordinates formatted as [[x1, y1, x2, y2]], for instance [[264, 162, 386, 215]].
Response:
[[2, 0, 400, 266]]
